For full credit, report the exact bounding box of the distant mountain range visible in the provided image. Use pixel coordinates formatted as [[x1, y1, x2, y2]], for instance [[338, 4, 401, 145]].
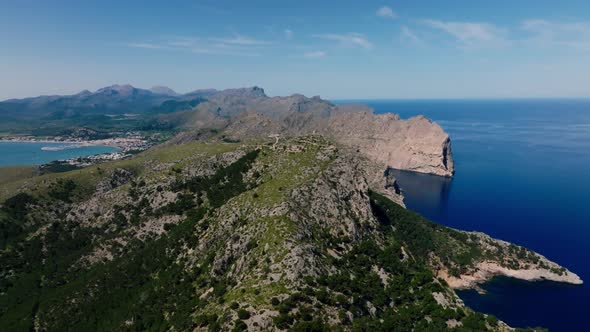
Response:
[[0, 85, 264, 136], [0, 84, 215, 121], [0, 84, 320, 123]]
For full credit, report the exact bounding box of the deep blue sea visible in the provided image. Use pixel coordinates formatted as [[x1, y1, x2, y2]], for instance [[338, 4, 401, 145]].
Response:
[[0, 141, 118, 167], [337, 99, 590, 331]]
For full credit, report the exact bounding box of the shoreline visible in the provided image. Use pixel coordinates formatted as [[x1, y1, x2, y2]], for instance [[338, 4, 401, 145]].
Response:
[[0, 136, 149, 153], [0, 138, 119, 148], [432, 232, 583, 292], [440, 262, 583, 291], [0, 139, 116, 153]]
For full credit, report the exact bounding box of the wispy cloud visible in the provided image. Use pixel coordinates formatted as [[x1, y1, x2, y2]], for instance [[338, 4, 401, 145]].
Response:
[[191, 47, 260, 57], [126, 42, 164, 49], [422, 19, 509, 48], [522, 19, 590, 50], [303, 51, 326, 58], [284, 29, 293, 40], [376, 6, 397, 19], [125, 34, 269, 56], [400, 26, 424, 46], [312, 33, 373, 50], [164, 36, 200, 48], [167, 40, 194, 47], [210, 34, 271, 46]]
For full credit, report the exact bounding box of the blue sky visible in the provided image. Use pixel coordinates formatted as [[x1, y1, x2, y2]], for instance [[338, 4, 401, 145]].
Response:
[[2, 0, 590, 99]]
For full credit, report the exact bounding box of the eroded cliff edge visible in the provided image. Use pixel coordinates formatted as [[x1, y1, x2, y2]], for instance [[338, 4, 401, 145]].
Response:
[[322, 112, 454, 177]]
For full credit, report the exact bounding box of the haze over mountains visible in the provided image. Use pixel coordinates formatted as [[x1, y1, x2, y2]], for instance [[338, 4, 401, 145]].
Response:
[[0, 84, 202, 120], [0, 84, 358, 124]]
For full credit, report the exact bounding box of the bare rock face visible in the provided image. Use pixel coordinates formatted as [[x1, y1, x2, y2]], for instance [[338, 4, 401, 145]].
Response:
[[356, 155, 405, 207], [323, 111, 454, 177], [181, 90, 455, 177], [95, 168, 134, 193], [222, 108, 456, 177], [221, 111, 285, 140]]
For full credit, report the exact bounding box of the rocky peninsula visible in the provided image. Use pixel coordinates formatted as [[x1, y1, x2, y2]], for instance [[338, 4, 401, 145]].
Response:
[[434, 232, 583, 290]]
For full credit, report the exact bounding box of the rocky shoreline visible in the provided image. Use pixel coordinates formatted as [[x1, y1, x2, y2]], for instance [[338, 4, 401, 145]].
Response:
[[435, 232, 583, 290], [440, 262, 583, 290]]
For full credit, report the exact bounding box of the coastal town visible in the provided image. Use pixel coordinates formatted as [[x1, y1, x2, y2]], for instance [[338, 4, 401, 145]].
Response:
[[0, 131, 163, 169]]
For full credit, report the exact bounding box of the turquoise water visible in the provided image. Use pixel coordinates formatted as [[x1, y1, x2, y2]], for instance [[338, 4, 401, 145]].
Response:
[[337, 99, 590, 331], [0, 141, 119, 167]]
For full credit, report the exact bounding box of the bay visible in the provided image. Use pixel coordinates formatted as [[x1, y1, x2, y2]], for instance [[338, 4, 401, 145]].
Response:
[[0, 141, 119, 167]]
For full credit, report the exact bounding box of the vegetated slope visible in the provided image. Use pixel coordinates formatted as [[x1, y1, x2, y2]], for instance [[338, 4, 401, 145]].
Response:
[[0, 136, 572, 331], [0, 166, 38, 187]]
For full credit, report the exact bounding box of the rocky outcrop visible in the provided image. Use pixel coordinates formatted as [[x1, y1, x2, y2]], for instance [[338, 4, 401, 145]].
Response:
[[357, 155, 405, 207], [221, 111, 284, 139], [322, 112, 454, 177], [95, 168, 134, 193], [436, 232, 583, 289], [441, 261, 583, 289]]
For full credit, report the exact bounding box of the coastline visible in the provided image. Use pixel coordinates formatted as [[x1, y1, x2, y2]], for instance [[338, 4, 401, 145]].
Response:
[[440, 262, 583, 290], [436, 232, 584, 290], [0, 136, 147, 152], [2, 137, 122, 148], [0, 136, 152, 167]]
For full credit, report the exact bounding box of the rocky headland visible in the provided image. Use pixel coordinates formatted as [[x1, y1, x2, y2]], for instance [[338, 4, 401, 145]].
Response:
[[434, 232, 583, 290]]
